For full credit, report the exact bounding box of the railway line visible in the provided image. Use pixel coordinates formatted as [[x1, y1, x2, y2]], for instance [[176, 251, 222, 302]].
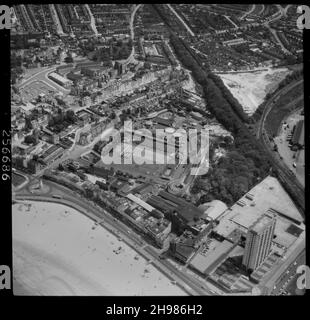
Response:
[[256, 79, 303, 138], [256, 79, 304, 214], [152, 5, 204, 67], [260, 129, 305, 215], [153, 4, 305, 215]]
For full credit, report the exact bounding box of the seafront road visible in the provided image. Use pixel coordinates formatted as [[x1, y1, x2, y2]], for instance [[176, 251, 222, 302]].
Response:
[[15, 179, 219, 296]]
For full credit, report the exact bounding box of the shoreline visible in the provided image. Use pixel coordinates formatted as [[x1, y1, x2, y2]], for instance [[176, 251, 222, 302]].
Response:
[[12, 200, 187, 296], [14, 194, 193, 295]]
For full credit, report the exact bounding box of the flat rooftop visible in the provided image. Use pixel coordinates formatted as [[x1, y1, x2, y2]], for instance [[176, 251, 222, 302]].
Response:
[[251, 213, 275, 234], [127, 193, 155, 212], [215, 176, 305, 250], [190, 239, 234, 275]]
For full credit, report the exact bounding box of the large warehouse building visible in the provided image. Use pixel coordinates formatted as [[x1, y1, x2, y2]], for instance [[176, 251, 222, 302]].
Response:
[[48, 72, 73, 88]]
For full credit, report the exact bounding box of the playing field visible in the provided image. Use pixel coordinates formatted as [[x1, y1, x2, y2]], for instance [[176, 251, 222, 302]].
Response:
[[97, 142, 174, 181], [20, 80, 55, 103]]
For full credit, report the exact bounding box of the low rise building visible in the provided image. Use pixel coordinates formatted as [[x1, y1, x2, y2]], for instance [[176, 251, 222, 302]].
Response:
[[39, 145, 64, 165], [170, 231, 199, 264], [189, 239, 236, 276], [48, 72, 73, 88]]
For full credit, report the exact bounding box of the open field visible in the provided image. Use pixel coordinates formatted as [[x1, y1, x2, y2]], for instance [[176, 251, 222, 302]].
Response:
[[96, 160, 168, 182], [19, 80, 55, 103], [13, 201, 186, 296], [218, 68, 292, 115], [96, 140, 181, 182]]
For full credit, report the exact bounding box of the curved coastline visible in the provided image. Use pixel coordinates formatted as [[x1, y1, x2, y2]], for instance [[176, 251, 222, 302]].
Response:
[[12, 200, 186, 296]]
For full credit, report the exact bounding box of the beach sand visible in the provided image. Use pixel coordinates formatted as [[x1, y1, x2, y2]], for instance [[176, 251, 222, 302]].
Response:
[[12, 201, 186, 296]]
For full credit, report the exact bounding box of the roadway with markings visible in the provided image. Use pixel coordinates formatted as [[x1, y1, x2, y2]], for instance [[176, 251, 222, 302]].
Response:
[[270, 249, 305, 295], [18, 65, 71, 96]]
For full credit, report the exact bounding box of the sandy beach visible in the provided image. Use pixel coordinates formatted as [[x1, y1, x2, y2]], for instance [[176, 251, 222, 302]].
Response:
[[12, 201, 186, 296]]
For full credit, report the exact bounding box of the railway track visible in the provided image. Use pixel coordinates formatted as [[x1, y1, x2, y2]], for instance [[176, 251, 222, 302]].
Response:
[[256, 79, 303, 138], [260, 130, 305, 215], [153, 4, 305, 215], [152, 5, 204, 66], [257, 79, 305, 215]]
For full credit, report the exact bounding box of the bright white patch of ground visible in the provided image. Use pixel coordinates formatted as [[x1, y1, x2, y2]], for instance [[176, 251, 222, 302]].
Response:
[[12, 201, 186, 296], [217, 68, 292, 116], [182, 69, 207, 110], [85, 173, 107, 185], [182, 69, 198, 94], [213, 147, 227, 163]]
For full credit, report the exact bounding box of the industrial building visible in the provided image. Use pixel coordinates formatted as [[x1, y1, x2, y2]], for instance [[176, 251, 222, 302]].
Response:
[[146, 191, 204, 233], [39, 144, 64, 165], [189, 239, 236, 276], [126, 193, 155, 212], [198, 200, 228, 221], [48, 72, 73, 88], [170, 231, 198, 263]]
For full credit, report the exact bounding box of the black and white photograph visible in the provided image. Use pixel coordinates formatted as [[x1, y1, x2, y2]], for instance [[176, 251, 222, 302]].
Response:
[[1, 2, 308, 305]]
